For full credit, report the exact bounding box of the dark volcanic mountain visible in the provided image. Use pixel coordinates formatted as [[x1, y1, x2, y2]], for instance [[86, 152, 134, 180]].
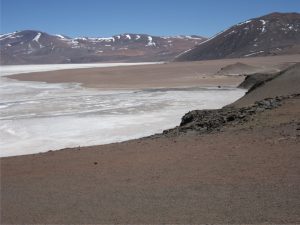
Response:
[[175, 12, 300, 61], [0, 30, 205, 65]]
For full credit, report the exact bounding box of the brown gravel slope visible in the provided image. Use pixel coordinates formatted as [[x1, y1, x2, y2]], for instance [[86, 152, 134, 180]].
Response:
[[1, 96, 300, 224], [232, 63, 300, 107]]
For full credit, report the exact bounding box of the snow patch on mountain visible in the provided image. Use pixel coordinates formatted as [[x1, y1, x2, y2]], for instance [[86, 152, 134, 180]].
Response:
[[224, 30, 237, 37], [175, 48, 192, 58], [162, 35, 203, 40], [32, 33, 44, 48], [56, 34, 66, 39], [260, 20, 267, 32], [260, 19, 267, 25], [146, 36, 156, 47], [244, 50, 265, 57], [33, 33, 42, 42], [0, 32, 19, 41], [99, 37, 115, 42], [237, 20, 252, 26]]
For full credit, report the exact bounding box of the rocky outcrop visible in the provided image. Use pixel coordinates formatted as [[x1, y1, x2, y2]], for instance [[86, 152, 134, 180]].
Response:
[[160, 94, 299, 137]]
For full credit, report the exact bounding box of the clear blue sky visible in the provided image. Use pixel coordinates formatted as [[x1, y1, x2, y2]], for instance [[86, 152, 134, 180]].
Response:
[[1, 0, 299, 38]]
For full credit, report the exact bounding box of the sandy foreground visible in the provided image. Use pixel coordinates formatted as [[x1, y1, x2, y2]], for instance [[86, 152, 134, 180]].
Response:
[[1, 95, 299, 224], [1, 55, 300, 223], [7, 54, 300, 89]]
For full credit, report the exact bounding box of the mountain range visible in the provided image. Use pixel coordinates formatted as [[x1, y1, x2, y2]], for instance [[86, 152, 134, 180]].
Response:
[[1, 12, 299, 65], [0, 31, 205, 65]]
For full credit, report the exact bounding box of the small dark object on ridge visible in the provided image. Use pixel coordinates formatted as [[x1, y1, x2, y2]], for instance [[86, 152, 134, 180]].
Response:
[[94, 162, 98, 165]]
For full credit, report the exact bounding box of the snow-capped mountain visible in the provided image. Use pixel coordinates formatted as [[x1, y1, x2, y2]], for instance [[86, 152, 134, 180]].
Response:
[[175, 12, 300, 61], [0, 30, 206, 65]]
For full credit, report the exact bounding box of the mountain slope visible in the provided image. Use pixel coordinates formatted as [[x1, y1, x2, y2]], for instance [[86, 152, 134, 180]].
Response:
[[0, 31, 206, 65], [232, 63, 300, 107], [175, 12, 300, 61]]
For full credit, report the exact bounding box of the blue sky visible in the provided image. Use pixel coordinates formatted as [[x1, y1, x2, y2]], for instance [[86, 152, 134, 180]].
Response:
[[1, 0, 299, 38]]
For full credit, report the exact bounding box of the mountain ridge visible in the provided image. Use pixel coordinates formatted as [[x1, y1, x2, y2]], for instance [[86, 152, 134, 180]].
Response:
[[175, 12, 300, 61], [0, 30, 206, 65]]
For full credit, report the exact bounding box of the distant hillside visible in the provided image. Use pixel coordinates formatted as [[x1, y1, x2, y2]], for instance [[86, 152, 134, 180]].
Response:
[[175, 12, 300, 61], [0, 30, 206, 65]]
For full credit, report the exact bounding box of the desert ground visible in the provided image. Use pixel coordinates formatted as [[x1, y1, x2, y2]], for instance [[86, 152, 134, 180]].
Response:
[[1, 95, 299, 224], [7, 54, 300, 89], [1, 55, 300, 224]]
